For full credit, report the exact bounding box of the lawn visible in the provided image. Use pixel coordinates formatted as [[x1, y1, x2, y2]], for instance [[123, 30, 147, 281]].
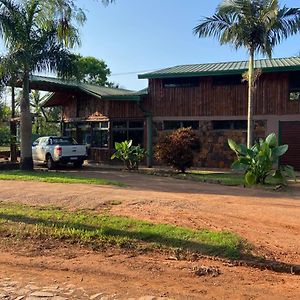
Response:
[[0, 146, 9, 152], [140, 169, 280, 187], [0, 202, 249, 260], [0, 170, 124, 187]]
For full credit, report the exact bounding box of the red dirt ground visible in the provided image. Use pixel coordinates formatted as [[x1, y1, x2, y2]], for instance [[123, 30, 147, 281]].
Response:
[[0, 169, 300, 299]]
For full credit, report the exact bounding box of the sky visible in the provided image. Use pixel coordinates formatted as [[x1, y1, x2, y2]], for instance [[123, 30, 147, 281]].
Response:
[[3, 0, 300, 92], [74, 0, 300, 91]]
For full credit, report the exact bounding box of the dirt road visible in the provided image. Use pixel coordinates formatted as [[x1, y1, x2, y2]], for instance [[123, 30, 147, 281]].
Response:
[[0, 169, 300, 299]]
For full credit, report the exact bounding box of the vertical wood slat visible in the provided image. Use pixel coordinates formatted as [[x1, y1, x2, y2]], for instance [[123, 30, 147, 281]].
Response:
[[147, 72, 300, 117]]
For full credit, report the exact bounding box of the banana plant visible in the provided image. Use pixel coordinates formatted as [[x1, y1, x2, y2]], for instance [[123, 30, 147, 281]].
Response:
[[228, 133, 295, 185], [111, 140, 146, 170]]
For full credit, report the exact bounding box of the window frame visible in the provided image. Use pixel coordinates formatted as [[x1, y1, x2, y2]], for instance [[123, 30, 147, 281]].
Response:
[[212, 120, 247, 131], [162, 77, 199, 88], [91, 121, 110, 149], [112, 120, 144, 146], [289, 72, 300, 101], [163, 120, 199, 131]]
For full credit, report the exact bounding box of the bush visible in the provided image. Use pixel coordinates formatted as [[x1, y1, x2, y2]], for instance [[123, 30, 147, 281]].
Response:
[[228, 133, 295, 185], [155, 127, 200, 173], [0, 126, 10, 146], [111, 140, 146, 170]]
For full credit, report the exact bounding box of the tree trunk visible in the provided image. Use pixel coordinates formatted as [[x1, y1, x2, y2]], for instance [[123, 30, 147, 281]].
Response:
[[20, 71, 33, 170], [10, 84, 18, 162], [247, 50, 255, 148]]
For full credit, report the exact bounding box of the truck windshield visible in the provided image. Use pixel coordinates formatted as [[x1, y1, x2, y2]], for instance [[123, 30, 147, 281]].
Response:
[[49, 137, 78, 145]]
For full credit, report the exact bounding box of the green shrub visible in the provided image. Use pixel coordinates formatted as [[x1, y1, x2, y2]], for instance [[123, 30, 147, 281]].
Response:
[[155, 127, 200, 173], [111, 140, 146, 170], [228, 133, 295, 185], [0, 126, 10, 146]]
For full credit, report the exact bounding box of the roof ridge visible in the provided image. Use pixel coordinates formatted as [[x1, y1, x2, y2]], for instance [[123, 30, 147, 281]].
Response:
[[152, 56, 300, 69], [138, 56, 300, 79]]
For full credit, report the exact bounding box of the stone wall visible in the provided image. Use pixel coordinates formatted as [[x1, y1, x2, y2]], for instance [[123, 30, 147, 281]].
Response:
[[153, 120, 267, 169], [198, 120, 267, 168]]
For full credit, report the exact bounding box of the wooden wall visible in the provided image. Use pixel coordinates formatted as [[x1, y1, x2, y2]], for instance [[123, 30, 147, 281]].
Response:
[[145, 72, 300, 117], [62, 93, 144, 121]]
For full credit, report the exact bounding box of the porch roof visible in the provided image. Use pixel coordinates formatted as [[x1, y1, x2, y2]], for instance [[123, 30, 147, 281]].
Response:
[[17, 75, 147, 107]]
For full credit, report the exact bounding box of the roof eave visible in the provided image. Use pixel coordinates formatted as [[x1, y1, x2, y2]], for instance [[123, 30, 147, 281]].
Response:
[[102, 95, 141, 102]]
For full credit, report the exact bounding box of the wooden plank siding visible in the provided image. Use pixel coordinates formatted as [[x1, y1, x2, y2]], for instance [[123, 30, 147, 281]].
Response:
[[62, 92, 144, 121], [145, 72, 300, 117]]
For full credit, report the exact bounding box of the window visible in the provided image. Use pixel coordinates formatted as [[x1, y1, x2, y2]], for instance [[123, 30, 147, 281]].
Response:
[[212, 120, 246, 130], [163, 120, 199, 130], [65, 123, 77, 139], [112, 120, 144, 146], [163, 77, 199, 88], [49, 137, 77, 145], [212, 75, 243, 86], [91, 122, 109, 148], [289, 72, 300, 101]]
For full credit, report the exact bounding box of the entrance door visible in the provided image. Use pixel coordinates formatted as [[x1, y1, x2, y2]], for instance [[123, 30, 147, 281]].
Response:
[[280, 121, 300, 171]]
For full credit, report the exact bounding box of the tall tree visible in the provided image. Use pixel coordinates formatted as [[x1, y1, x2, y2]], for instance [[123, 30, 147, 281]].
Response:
[[194, 0, 300, 147], [0, 0, 77, 170], [71, 55, 111, 86]]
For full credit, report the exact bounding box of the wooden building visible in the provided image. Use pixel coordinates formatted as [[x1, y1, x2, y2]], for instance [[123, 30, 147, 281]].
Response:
[[39, 57, 300, 169]]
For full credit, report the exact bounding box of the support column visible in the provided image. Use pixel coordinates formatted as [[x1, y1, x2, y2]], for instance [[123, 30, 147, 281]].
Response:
[[146, 115, 153, 168]]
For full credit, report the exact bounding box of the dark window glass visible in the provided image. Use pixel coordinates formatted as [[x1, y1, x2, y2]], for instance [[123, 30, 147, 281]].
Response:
[[49, 137, 77, 145], [92, 130, 109, 148], [128, 130, 144, 146], [100, 121, 109, 129], [163, 77, 199, 88], [164, 121, 181, 130], [112, 120, 144, 146], [112, 121, 127, 129], [212, 121, 232, 130], [289, 72, 300, 101], [233, 120, 247, 130], [212, 75, 243, 86], [112, 130, 128, 145], [129, 121, 144, 129], [91, 122, 109, 148], [212, 120, 247, 130], [182, 121, 199, 130]]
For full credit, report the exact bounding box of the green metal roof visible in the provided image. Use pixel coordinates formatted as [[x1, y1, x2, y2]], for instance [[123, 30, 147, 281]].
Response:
[[138, 57, 300, 79], [28, 75, 145, 101]]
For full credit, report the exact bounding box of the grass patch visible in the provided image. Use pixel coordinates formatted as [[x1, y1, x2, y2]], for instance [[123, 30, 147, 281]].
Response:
[[139, 168, 279, 187], [0, 202, 249, 260], [0, 146, 9, 152], [180, 170, 280, 186], [0, 170, 125, 187]]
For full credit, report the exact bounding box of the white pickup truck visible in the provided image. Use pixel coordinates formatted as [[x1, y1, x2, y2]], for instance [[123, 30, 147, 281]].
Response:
[[32, 136, 87, 169]]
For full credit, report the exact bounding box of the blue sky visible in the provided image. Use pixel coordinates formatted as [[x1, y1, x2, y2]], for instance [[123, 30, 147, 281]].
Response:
[[75, 0, 300, 90], [2, 0, 298, 92]]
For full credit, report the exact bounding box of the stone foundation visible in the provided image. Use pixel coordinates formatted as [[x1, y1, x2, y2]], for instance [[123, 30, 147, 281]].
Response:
[[153, 120, 267, 169], [198, 120, 267, 168]]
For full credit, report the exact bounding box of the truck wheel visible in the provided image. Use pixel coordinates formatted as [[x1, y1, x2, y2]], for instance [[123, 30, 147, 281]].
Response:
[[46, 155, 55, 170], [73, 160, 83, 168]]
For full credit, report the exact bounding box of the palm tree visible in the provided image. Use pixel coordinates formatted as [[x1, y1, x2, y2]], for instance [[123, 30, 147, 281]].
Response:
[[194, 0, 300, 148], [0, 0, 77, 170]]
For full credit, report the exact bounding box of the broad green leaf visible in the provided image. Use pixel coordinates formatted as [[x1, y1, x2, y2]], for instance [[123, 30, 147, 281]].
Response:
[[273, 145, 288, 157], [231, 160, 247, 171], [239, 157, 251, 165], [239, 144, 248, 156], [228, 139, 240, 153], [265, 133, 277, 147], [281, 165, 296, 181], [245, 171, 256, 185]]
